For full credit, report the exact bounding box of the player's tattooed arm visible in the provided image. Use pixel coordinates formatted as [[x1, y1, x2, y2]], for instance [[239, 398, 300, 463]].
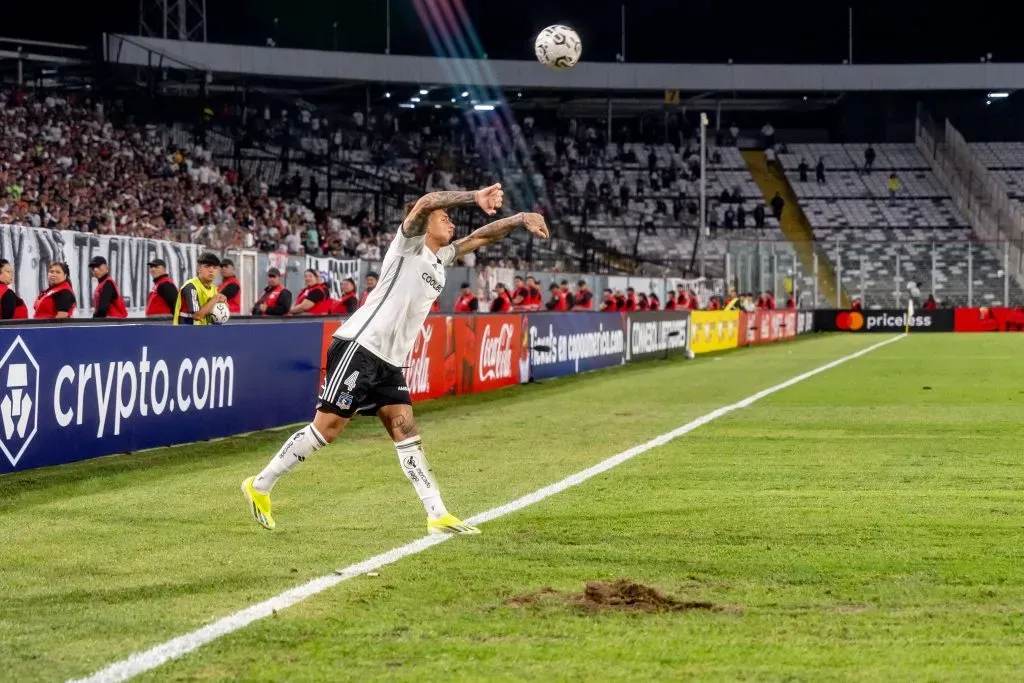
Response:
[[401, 184, 504, 238], [452, 212, 550, 258]]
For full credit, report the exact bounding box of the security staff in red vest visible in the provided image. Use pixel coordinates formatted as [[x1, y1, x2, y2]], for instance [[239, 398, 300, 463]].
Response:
[[648, 292, 660, 310], [572, 280, 594, 310], [545, 282, 569, 311], [510, 275, 529, 309], [219, 259, 242, 313], [624, 287, 637, 311], [0, 259, 28, 320], [329, 277, 359, 315], [34, 262, 77, 319], [663, 292, 677, 310], [145, 258, 179, 317], [599, 288, 617, 312], [614, 290, 627, 310], [453, 282, 478, 313], [290, 269, 332, 316], [490, 284, 513, 312], [525, 276, 543, 309], [252, 267, 292, 316], [357, 271, 378, 309], [89, 256, 128, 318]]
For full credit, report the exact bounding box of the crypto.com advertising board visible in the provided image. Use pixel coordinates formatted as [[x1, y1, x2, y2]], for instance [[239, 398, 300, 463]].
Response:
[[0, 323, 323, 473]]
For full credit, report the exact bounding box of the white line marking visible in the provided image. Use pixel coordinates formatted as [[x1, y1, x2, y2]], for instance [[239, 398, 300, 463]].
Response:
[[70, 334, 904, 683]]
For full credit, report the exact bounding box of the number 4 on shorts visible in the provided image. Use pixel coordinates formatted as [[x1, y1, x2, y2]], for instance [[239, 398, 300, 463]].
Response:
[[343, 371, 359, 391]]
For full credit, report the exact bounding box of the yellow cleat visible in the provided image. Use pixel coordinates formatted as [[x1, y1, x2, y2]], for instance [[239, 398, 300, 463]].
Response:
[[427, 513, 481, 536], [241, 476, 275, 530]]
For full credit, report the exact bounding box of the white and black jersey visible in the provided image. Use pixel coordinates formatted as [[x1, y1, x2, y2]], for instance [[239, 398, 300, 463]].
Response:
[[334, 231, 455, 367]]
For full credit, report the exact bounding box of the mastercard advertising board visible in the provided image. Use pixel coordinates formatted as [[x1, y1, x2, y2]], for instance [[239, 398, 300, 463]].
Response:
[[813, 309, 953, 332], [689, 310, 740, 354]]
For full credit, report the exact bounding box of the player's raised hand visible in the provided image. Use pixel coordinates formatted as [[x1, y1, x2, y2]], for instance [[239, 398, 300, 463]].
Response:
[[475, 183, 504, 215], [522, 213, 550, 239]]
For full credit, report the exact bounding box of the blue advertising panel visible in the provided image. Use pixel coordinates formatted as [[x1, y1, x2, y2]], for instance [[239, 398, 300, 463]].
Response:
[[525, 312, 626, 381], [0, 322, 323, 473]]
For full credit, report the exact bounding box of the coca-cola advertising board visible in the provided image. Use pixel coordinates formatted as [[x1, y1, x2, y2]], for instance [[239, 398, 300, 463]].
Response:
[[454, 314, 524, 394]]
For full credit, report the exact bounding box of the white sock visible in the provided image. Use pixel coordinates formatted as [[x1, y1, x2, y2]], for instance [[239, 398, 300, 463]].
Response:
[[253, 424, 326, 493], [395, 436, 449, 520]]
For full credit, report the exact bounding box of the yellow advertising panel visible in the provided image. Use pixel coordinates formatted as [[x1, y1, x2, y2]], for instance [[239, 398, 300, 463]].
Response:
[[690, 310, 740, 354]]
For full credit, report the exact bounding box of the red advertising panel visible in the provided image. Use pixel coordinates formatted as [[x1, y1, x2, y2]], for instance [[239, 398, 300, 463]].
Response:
[[403, 316, 455, 401], [454, 314, 523, 394], [954, 307, 1024, 332], [738, 310, 798, 346]]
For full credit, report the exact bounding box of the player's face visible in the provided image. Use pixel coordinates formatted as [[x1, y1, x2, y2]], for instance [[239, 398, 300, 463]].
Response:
[[0, 263, 12, 284], [427, 210, 455, 245], [198, 263, 219, 285], [304, 272, 317, 287], [222, 265, 234, 278], [366, 276, 377, 289]]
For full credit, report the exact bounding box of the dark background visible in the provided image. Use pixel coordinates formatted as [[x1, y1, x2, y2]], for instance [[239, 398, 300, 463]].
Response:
[[6, 1, 1019, 64]]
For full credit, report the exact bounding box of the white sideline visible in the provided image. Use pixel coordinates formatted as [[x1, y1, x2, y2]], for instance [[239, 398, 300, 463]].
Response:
[[70, 334, 905, 683]]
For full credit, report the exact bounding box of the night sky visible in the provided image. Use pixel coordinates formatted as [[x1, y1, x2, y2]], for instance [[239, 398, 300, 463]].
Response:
[[6, 1, 1021, 65]]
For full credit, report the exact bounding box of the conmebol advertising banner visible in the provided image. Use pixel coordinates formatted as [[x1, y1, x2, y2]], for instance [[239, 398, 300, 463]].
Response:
[[625, 310, 691, 361], [0, 322, 323, 473], [525, 312, 626, 380], [814, 309, 954, 332]]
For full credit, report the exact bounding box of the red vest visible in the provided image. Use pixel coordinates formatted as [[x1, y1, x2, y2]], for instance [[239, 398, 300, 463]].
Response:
[[0, 282, 28, 319], [145, 274, 175, 316], [664, 299, 676, 311], [34, 280, 76, 319], [330, 292, 358, 315], [637, 298, 649, 311], [574, 290, 593, 310], [296, 284, 332, 316], [258, 284, 286, 315], [527, 288, 543, 307], [491, 292, 512, 312], [624, 295, 636, 311], [648, 296, 660, 311], [454, 293, 477, 313], [219, 276, 241, 313], [93, 276, 128, 318], [549, 290, 569, 311], [601, 297, 617, 311], [358, 287, 374, 308]]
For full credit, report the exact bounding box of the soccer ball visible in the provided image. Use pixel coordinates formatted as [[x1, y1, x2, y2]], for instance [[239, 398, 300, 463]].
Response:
[[210, 302, 231, 324], [534, 25, 582, 70]]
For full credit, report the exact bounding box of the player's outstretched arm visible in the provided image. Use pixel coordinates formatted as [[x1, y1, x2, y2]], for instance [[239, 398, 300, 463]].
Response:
[[452, 212, 549, 258], [402, 184, 505, 238]]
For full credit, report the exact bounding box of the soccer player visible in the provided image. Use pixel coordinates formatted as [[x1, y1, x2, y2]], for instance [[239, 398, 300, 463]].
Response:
[[242, 184, 549, 534], [173, 253, 226, 325]]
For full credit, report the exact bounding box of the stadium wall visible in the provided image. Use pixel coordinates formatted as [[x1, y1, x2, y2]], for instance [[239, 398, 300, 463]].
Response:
[[0, 308, 818, 474]]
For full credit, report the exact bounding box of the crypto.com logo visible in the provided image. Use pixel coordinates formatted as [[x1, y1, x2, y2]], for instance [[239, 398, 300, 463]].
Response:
[[0, 336, 40, 467], [835, 311, 864, 331]]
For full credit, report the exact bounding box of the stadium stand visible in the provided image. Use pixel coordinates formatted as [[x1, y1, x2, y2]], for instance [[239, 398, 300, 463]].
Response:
[[775, 142, 1018, 307]]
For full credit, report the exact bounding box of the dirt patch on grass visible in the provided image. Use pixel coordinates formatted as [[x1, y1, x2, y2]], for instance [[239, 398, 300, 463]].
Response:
[[572, 579, 722, 613], [506, 587, 557, 606]]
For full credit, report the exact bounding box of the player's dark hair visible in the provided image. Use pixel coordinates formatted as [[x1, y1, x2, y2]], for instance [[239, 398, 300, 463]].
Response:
[[343, 277, 356, 286], [367, 271, 379, 279], [305, 268, 319, 277], [0, 258, 9, 269]]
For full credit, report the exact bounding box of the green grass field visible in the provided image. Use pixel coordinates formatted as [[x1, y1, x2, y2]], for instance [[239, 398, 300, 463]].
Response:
[[3, 333, 1024, 682]]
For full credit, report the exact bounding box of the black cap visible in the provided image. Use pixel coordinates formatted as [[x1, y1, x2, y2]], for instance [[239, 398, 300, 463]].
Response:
[[148, 258, 167, 268], [549, 282, 559, 290], [88, 256, 107, 268], [267, 267, 282, 277], [198, 252, 221, 267], [220, 258, 234, 268], [460, 282, 471, 289], [577, 279, 587, 286]]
